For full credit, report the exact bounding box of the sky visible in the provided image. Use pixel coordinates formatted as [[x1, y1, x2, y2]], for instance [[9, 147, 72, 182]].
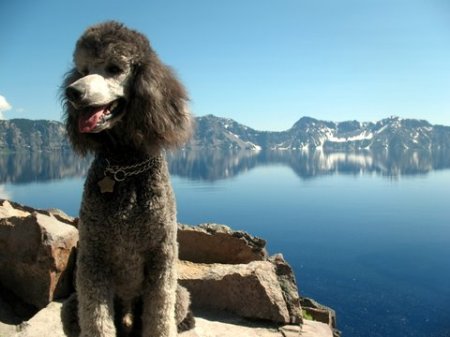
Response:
[[1, 0, 450, 131]]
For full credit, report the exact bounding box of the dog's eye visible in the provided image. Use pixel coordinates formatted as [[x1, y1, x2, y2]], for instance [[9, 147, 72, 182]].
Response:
[[106, 64, 123, 75]]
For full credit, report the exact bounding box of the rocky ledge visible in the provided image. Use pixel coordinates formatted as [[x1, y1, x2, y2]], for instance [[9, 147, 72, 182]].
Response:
[[0, 199, 339, 337]]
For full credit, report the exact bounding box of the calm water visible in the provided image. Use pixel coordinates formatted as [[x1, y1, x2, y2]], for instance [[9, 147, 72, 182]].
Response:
[[1, 150, 449, 337]]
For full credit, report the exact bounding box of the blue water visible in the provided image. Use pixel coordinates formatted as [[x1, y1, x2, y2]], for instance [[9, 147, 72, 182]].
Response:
[[1, 154, 449, 337], [173, 166, 450, 337]]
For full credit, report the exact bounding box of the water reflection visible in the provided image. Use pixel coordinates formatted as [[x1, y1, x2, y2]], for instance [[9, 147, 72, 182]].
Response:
[[0, 148, 449, 184], [168, 148, 450, 181], [0, 151, 91, 184]]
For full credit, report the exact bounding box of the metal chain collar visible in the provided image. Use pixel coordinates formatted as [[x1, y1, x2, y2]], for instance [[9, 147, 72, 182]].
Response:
[[104, 156, 160, 182]]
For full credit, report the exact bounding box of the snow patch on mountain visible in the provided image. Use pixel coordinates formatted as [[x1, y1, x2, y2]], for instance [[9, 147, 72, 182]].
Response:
[[189, 115, 450, 152], [326, 130, 374, 143]]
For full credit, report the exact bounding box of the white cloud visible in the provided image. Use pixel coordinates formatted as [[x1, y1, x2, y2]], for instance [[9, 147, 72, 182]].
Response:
[[0, 95, 12, 119]]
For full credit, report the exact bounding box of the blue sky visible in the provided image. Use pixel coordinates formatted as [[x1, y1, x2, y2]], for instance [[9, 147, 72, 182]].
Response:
[[1, 0, 450, 130]]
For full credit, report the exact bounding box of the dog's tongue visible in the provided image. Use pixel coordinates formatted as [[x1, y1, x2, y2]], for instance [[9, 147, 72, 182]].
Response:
[[78, 106, 107, 133]]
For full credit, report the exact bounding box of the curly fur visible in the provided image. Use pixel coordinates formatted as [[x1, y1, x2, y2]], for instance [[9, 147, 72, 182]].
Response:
[[62, 21, 192, 156], [61, 21, 194, 337]]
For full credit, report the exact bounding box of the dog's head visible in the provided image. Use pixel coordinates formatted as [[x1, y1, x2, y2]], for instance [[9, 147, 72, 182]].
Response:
[[62, 21, 192, 156]]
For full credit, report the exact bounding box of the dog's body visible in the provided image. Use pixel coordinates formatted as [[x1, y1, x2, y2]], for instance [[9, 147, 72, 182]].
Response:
[[62, 21, 193, 337]]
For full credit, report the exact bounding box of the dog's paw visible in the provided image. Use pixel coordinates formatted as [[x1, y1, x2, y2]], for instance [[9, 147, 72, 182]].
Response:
[[176, 285, 196, 332]]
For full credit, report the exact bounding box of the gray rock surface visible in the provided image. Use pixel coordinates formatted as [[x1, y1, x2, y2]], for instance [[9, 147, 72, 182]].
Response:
[[0, 322, 17, 337], [14, 301, 333, 337], [178, 260, 290, 323], [0, 199, 78, 309], [270, 254, 302, 324], [300, 320, 334, 337], [0, 201, 336, 337], [300, 298, 336, 328], [178, 223, 268, 264], [16, 302, 65, 337]]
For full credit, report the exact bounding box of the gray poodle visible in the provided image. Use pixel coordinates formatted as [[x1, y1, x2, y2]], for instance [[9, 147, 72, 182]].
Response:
[[62, 21, 194, 337]]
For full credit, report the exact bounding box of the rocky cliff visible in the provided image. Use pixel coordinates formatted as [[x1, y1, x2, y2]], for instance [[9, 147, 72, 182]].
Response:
[[189, 115, 450, 151], [1, 115, 449, 153], [0, 119, 70, 152], [0, 199, 339, 337]]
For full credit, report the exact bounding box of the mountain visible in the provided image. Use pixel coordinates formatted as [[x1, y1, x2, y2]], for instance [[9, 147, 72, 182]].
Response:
[[0, 119, 70, 152], [1, 115, 449, 153], [187, 115, 450, 152], [189, 115, 264, 151]]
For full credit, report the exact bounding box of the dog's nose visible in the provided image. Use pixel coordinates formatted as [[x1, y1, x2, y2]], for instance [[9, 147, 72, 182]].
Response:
[[65, 86, 84, 103]]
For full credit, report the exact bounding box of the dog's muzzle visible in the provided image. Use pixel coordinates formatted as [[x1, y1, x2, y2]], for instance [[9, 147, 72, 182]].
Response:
[[66, 74, 123, 108], [66, 74, 126, 133]]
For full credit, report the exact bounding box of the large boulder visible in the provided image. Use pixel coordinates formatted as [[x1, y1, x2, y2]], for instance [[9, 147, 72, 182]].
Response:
[[0, 199, 78, 309], [178, 224, 302, 325], [178, 223, 268, 264], [178, 260, 290, 323]]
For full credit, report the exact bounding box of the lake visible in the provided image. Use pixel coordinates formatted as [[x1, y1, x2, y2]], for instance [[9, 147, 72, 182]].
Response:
[[1, 149, 449, 337]]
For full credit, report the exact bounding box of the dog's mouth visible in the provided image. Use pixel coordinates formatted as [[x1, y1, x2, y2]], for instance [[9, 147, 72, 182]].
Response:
[[78, 99, 125, 133]]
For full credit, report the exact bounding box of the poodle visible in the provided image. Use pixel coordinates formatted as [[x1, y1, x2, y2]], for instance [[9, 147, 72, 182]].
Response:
[[62, 21, 194, 337]]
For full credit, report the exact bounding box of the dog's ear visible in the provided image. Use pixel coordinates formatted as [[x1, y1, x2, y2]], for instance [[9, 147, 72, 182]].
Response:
[[126, 54, 193, 152], [61, 68, 93, 156]]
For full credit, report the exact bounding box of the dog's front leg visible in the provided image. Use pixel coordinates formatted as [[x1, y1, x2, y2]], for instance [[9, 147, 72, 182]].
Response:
[[77, 248, 116, 337], [141, 239, 178, 337]]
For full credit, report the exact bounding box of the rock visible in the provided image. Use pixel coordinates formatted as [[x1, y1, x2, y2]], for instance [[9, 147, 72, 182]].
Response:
[[279, 325, 301, 337], [178, 260, 291, 323], [300, 320, 334, 337], [0, 322, 17, 337], [300, 298, 341, 337], [0, 287, 36, 325], [300, 298, 336, 328], [44, 209, 76, 227], [270, 254, 302, 324], [16, 300, 333, 337], [269, 254, 303, 324], [180, 315, 283, 337], [16, 301, 66, 337], [0, 200, 32, 218], [0, 199, 78, 309], [0, 291, 23, 326], [178, 224, 302, 324], [0, 200, 336, 336], [178, 223, 268, 264]]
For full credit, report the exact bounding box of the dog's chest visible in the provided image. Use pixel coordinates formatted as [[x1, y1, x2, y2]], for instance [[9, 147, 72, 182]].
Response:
[[80, 160, 175, 246]]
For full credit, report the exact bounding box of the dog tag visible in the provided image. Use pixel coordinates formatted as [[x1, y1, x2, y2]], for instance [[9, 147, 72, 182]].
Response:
[[98, 176, 115, 193]]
